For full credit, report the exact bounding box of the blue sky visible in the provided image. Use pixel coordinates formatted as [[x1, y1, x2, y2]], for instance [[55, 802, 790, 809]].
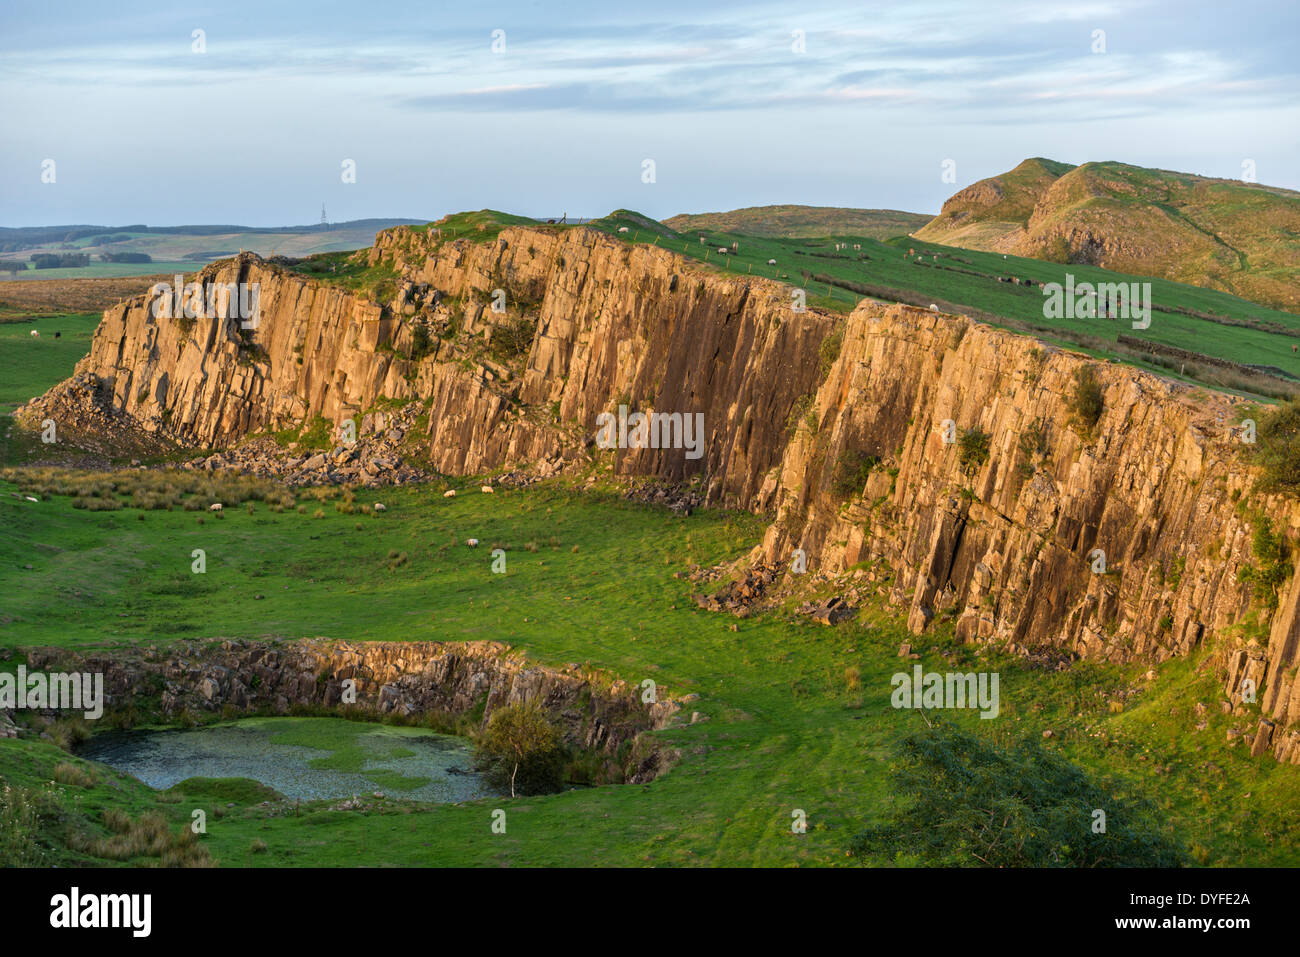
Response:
[[1, 0, 1297, 226]]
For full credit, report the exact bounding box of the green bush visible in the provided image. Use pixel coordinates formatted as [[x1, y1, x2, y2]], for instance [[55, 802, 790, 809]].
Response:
[[818, 322, 845, 378], [1237, 514, 1291, 610], [473, 701, 567, 797], [958, 427, 991, 476], [1069, 366, 1104, 429], [848, 723, 1189, 867], [831, 449, 879, 498], [1253, 398, 1300, 493]]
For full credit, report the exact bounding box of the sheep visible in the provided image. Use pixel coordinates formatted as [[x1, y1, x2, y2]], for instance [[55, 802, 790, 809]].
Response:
[[481, 485, 494, 494], [24, 496, 38, 503], [767, 258, 777, 265], [373, 503, 386, 512], [466, 538, 480, 547], [209, 503, 223, 512], [30, 330, 39, 338], [717, 247, 727, 254], [617, 226, 629, 233], [929, 304, 938, 311], [443, 489, 456, 498]]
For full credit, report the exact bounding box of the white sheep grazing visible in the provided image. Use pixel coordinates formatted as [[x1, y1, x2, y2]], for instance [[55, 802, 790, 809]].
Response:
[[443, 489, 457, 498], [481, 485, 494, 494], [767, 259, 777, 265], [373, 503, 386, 512], [929, 304, 938, 311], [209, 503, 223, 512], [617, 226, 629, 233], [30, 330, 39, 338], [466, 538, 480, 547]]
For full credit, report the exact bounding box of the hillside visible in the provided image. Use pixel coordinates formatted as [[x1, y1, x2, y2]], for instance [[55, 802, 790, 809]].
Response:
[[914, 159, 1300, 312], [664, 205, 930, 239]]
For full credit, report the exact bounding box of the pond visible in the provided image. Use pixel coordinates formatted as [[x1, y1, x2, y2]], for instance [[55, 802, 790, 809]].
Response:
[[79, 716, 499, 803]]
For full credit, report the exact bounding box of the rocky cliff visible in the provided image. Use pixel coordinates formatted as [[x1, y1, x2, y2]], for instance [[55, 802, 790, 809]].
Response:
[[759, 303, 1300, 762], [21, 223, 1300, 762], [26, 226, 833, 509]]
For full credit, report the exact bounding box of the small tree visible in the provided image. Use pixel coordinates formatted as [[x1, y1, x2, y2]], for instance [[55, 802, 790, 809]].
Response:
[[474, 701, 567, 797]]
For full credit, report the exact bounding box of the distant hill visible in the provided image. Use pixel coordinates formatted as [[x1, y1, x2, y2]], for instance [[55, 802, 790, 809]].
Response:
[[914, 159, 1300, 312], [664, 205, 930, 240], [0, 219, 427, 270]]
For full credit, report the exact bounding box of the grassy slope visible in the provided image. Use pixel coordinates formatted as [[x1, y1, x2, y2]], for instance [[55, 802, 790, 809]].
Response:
[[915, 158, 1300, 311], [664, 205, 931, 240], [1, 480, 1296, 867]]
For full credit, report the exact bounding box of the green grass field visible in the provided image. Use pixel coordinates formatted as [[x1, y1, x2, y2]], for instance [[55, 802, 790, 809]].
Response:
[[0, 313, 98, 414], [2, 479, 1297, 867]]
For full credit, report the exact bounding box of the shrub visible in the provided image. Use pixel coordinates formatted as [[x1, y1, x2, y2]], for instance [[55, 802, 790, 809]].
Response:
[[831, 449, 879, 498], [848, 723, 1189, 866], [958, 427, 991, 476], [819, 322, 845, 378], [1253, 398, 1300, 493], [1069, 366, 1104, 429], [473, 701, 567, 797], [1237, 514, 1291, 610]]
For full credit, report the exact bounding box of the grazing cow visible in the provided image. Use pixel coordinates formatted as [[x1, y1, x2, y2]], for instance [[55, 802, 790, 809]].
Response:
[[54, 331, 61, 338], [30, 330, 39, 338], [466, 538, 480, 547], [373, 503, 386, 512], [209, 503, 223, 512], [443, 489, 456, 498], [481, 485, 494, 494]]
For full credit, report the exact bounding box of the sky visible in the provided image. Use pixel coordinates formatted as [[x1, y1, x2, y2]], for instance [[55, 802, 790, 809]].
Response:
[[1, 0, 1297, 227]]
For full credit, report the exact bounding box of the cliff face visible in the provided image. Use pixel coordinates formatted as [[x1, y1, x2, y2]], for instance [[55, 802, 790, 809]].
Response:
[[41, 227, 834, 509], [23, 225, 1300, 762], [759, 303, 1300, 762]]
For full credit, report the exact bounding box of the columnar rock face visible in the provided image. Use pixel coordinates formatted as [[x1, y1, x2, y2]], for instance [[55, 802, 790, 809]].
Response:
[[22, 226, 1300, 762], [759, 303, 1300, 762], [37, 227, 834, 509]]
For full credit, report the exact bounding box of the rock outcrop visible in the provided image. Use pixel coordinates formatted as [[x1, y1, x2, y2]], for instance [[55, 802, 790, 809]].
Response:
[[759, 303, 1300, 762], [26, 639, 680, 780]]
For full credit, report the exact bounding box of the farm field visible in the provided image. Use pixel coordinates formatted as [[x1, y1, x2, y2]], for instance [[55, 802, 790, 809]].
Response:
[[2, 478, 1298, 867], [0, 313, 99, 413]]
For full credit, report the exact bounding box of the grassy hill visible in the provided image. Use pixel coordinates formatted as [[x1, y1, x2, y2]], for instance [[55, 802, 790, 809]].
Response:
[[915, 159, 1300, 312], [664, 205, 930, 240]]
